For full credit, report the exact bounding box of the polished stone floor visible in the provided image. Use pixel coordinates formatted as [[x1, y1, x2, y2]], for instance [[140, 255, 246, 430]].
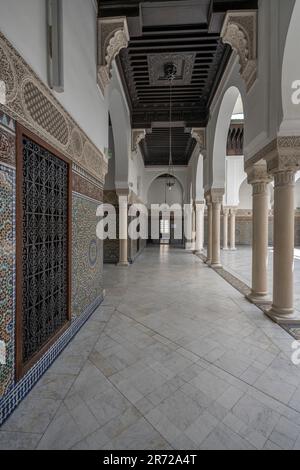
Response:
[[2, 246, 300, 450], [220, 246, 300, 314]]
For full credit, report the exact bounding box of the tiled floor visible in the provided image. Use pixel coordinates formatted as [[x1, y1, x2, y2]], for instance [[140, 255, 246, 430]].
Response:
[[2, 246, 300, 449], [221, 246, 300, 314]]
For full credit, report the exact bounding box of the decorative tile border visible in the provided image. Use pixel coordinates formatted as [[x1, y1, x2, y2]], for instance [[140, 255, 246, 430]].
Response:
[[0, 163, 15, 398], [0, 294, 103, 425], [195, 252, 300, 340], [72, 171, 103, 202], [72, 194, 103, 318]]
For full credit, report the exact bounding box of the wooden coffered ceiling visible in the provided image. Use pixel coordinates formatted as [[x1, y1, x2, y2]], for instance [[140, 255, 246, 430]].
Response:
[[99, 0, 257, 166]]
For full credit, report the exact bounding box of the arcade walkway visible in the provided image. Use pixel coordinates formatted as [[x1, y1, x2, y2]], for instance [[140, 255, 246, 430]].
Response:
[[221, 247, 300, 315], [1, 247, 300, 450]]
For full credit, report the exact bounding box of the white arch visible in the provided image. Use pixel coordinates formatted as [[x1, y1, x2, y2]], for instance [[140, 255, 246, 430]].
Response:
[[280, 0, 300, 134], [211, 86, 243, 189], [147, 173, 184, 206], [145, 171, 185, 200], [108, 87, 130, 187], [195, 152, 205, 202]]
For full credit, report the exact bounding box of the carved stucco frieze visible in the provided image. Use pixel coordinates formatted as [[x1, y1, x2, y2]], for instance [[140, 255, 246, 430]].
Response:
[[97, 17, 129, 93], [191, 128, 206, 151], [221, 10, 257, 92], [248, 137, 300, 176], [0, 32, 108, 183]]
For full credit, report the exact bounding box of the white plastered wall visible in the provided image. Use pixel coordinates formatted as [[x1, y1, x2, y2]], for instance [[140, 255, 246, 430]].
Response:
[[0, 0, 108, 152]]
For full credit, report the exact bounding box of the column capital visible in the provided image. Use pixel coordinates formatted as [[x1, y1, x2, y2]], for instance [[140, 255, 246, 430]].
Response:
[[221, 10, 257, 92], [273, 170, 295, 188], [207, 188, 224, 204], [246, 162, 272, 195], [222, 206, 230, 216], [97, 17, 129, 93], [229, 206, 238, 215], [246, 161, 272, 184], [204, 191, 211, 205], [195, 201, 205, 214], [116, 188, 130, 199]]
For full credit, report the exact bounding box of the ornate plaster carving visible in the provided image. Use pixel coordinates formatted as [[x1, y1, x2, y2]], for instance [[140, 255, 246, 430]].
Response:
[[148, 53, 195, 87], [246, 162, 272, 192], [249, 137, 300, 175], [0, 32, 107, 184], [209, 188, 224, 204], [221, 10, 257, 92], [191, 128, 206, 150], [273, 170, 296, 188], [246, 161, 272, 195], [131, 129, 146, 153], [97, 17, 129, 93]]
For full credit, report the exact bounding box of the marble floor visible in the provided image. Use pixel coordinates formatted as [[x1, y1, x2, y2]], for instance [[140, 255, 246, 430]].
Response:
[[2, 246, 300, 450], [220, 246, 300, 314]]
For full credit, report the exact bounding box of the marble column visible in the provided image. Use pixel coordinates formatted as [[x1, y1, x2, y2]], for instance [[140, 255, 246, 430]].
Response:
[[267, 169, 299, 322], [210, 189, 224, 268], [229, 207, 237, 250], [246, 163, 272, 304], [222, 207, 229, 250], [191, 204, 196, 251], [185, 203, 194, 251], [117, 191, 129, 266], [195, 201, 205, 253], [205, 195, 212, 265]]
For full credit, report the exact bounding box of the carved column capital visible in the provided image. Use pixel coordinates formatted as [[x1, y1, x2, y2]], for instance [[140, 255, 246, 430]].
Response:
[[229, 207, 238, 215], [273, 170, 295, 188], [97, 17, 129, 93], [131, 129, 146, 152], [204, 191, 211, 205], [195, 201, 205, 213], [246, 162, 272, 195], [221, 10, 257, 92], [222, 207, 230, 216], [209, 188, 225, 205], [191, 128, 206, 151]]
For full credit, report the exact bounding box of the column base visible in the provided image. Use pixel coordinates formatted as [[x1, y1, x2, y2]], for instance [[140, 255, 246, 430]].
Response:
[[205, 259, 212, 265], [229, 248, 237, 251], [210, 263, 222, 269], [117, 261, 129, 267], [265, 307, 300, 325], [222, 247, 229, 251], [246, 292, 271, 305], [194, 249, 204, 254]]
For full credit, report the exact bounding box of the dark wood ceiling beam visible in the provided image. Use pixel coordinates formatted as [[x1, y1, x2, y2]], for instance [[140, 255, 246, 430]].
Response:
[[137, 91, 203, 96], [136, 85, 206, 90], [128, 45, 218, 54], [129, 37, 220, 45]]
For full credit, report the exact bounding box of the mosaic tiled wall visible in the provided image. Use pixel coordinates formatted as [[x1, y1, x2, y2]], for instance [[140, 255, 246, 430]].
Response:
[[103, 191, 146, 264], [72, 194, 103, 317], [0, 112, 16, 398], [103, 190, 119, 263]]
